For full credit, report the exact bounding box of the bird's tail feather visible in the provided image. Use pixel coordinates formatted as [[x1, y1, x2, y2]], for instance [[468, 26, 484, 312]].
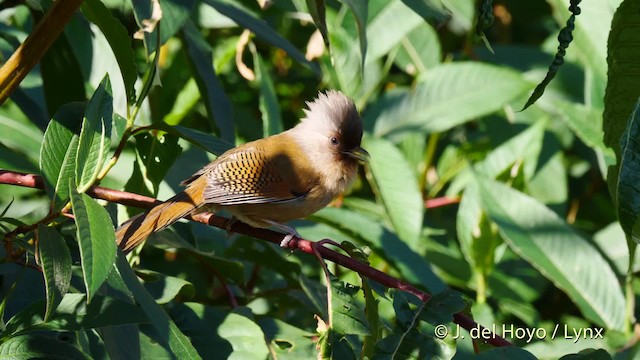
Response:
[[116, 176, 206, 252]]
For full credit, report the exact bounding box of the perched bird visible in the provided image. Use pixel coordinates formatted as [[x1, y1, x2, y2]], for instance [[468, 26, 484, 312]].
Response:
[[116, 90, 369, 252]]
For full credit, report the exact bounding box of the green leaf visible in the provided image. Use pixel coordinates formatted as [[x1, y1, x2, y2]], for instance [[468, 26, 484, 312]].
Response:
[[75, 75, 113, 193], [39, 103, 84, 211], [366, 0, 431, 66], [549, 0, 617, 109], [3, 294, 148, 336], [338, 0, 367, 70], [203, 0, 321, 75], [400, 0, 448, 23], [139, 270, 195, 304], [133, 132, 182, 196], [217, 310, 270, 360], [604, 0, 640, 203], [40, 31, 86, 118], [305, 0, 330, 50], [36, 224, 72, 322], [253, 50, 283, 137], [181, 20, 235, 144], [81, 0, 137, 102], [0, 113, 43, 166], [419, 289, 465, 325], [115, 253, 202, 359], [393, 23, 441, 75], [370, 62, 532, 137], [477, 177, 626, 330], [456, 183, 500, 284], [167, 124, 234, 155], [0, 334, 91, 360], [364, 137, 424, 247], [313, 207, 445, 293], [329, 275, 371, 337], [257, 317, 316, 360], [617, 99, 640, 243], [373, 291, 454, 360], [69, 186, 117, 301], [132, 0, 197, 54]]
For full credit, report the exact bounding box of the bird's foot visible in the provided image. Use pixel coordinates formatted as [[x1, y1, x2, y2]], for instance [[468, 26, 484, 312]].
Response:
[[264, 221, 300, 249]]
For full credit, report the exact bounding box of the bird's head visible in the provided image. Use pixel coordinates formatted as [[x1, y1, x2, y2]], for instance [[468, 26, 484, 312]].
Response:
[[291, 90, 369, 192]]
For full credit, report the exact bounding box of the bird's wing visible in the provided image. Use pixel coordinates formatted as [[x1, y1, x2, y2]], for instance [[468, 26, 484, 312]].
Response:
[[198, 145, 310, 205]]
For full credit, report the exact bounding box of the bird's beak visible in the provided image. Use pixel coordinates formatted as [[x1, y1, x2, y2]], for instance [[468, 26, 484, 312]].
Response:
[[344, 147, 370, 164]]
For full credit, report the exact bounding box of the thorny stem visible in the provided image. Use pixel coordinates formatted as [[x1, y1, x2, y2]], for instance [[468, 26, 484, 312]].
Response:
[[1, 170, 513, 347]]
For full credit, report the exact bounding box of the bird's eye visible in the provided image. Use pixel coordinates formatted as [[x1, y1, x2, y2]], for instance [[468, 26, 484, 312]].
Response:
[[331, 137, 340, 146]]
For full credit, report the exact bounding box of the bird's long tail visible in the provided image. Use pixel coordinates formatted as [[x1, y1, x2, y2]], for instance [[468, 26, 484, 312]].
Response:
[[116, 176, 207, 253]]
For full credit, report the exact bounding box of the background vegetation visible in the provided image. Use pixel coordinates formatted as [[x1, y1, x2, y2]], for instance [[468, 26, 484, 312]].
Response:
[[0, 0, 638, 359]]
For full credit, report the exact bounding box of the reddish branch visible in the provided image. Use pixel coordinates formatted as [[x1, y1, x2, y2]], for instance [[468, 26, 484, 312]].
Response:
[[0, 169, 512, 347]]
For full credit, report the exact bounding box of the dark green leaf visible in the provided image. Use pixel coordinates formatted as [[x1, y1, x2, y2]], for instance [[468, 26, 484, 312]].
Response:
[[313, 207, 445, 293], [138, 270, 194, 304], [338, 0, 367, 70], [477, 177, 626, 330], [181, 20, 235, 143], [115, 252, 202, 359], [81, 0, 137, 102], [257, 317, 316, 360], [0, 334, 91, 359], [330, 275, 370, 337], [69, 186, 117, 301], [305, 0, 330, 50], [37, 224, 72, 322], [217, 309, 270, 359], [39, 103, 84, 210], [364, 137, 423, 247], [370, 63, 532, 136], [133, 132, 182, 196], [3, 294, 148, 336], [75, 75, 113, 193], [419, 289, 465, 325], [40, 32, 86, 118], [203, 0, 321, 75], [400, 0, 448, 23], [253, 50, 283, 136], [604, 0, 640, 202], [132, 0, 197, 54], [617, 99, 640, 243]]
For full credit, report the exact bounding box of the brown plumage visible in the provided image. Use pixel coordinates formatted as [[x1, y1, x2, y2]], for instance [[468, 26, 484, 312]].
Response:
[[116, 90, 368, 252]]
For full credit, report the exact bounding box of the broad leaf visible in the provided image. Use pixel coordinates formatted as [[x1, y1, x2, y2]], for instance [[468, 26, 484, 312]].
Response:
[[39, 103, 84, 210], [203, 0, 321, 75], [70, 186, 117, 301], [3, 293, 147, 336], [617, 98, 640, 243], [75, 75, 113, 192], [182, 20, 235, 144], [477, 177, 626, 330], [330, 275, 371, 337], [365, 137, 424, 248], [338, 0, 367, 70], [253, 50, 283, 137], [37, 224, 72, 322], [370, 62, 532, 137], [115, 253, 202, 359], [0, 334, 91, 359], [604, 0, 640, 204], [81, 0, 137, 101]]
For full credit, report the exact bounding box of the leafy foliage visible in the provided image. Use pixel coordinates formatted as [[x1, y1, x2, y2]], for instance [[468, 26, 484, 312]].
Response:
[[0, 0, 638, 359]]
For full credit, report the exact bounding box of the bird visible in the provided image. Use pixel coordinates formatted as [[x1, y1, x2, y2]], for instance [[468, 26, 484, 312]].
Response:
[[115, 90, 369, 253]]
